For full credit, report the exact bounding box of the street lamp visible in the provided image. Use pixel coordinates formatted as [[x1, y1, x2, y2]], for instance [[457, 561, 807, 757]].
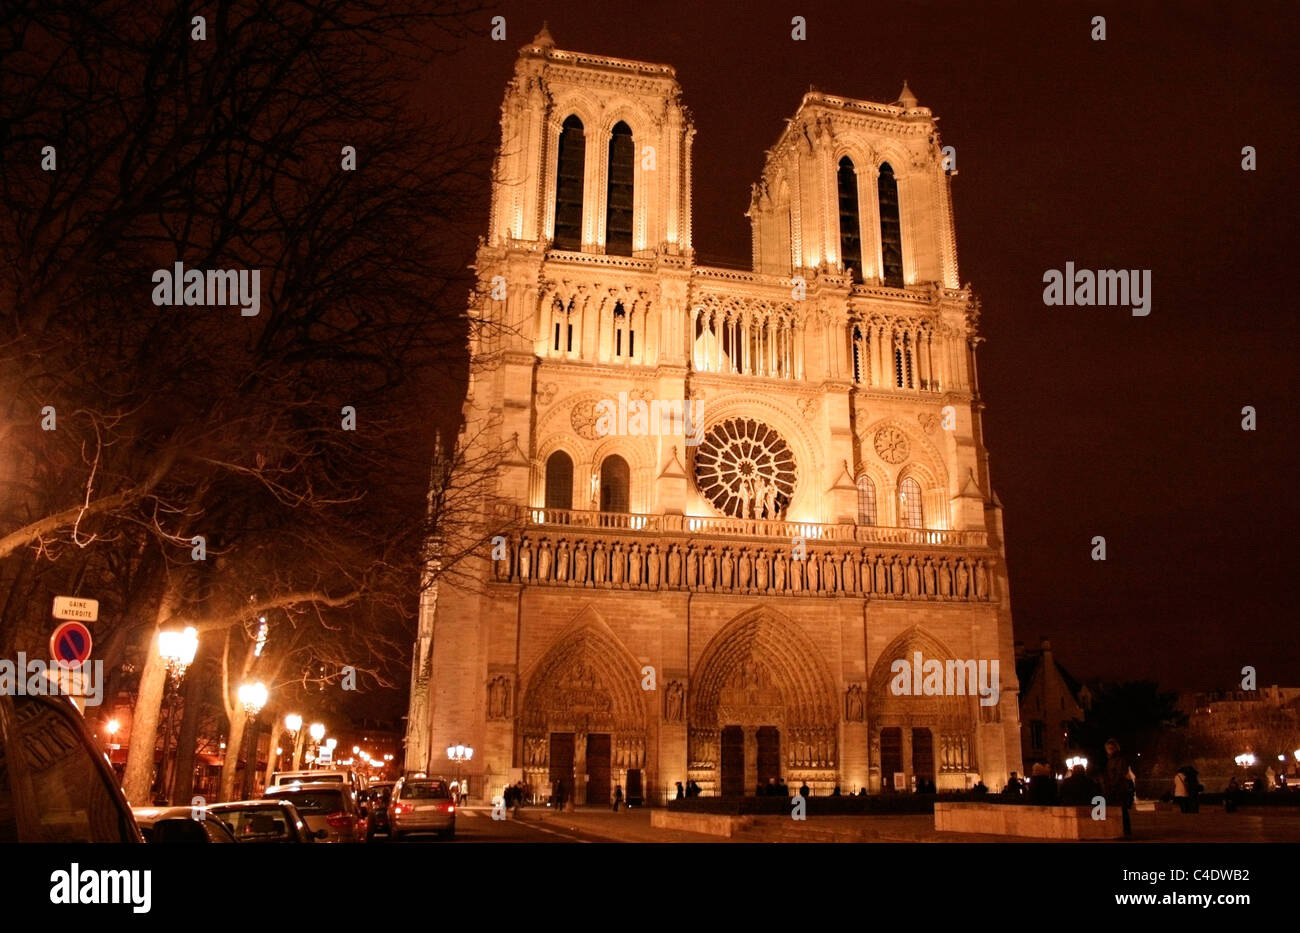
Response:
[[284, 713, 304, 770], [238, 682, 268, 798], [447, 743, 474, 801], [156, 626, 199, 804]]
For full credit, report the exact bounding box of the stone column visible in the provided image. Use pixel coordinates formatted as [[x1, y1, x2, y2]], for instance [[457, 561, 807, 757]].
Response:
[[901, 728, 913, 792], [743, 726, 759, 796]]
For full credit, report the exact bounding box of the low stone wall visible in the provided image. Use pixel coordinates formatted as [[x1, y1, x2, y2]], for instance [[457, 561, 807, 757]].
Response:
[[651, 809, 754, 837], [934, 802, 1123, 839]]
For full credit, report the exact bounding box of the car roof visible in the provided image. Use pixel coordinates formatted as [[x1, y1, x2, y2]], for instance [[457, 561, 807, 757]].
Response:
[[267, 782, 346, 793], [131, 806, 219, 824], [206, 799, 296, 810]]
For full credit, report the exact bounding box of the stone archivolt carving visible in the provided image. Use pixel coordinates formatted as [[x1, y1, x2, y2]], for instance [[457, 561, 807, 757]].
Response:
[[492, 531, 994, 602]]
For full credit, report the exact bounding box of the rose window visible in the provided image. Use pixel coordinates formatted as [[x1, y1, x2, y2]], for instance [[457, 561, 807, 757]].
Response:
[[693, 418, 797, 519]]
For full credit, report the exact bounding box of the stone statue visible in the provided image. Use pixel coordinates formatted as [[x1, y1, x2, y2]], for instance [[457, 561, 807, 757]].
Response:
[[824, 553, 838, 593], [611, 542, 625, 585], [955, 559, 969, 598], [773, 552, 787, 591], [938, 558, 952, 598], [763, 482, 777, 521], [494, 537, 512, 580], [845, 684, 865, 722], [702, 547, 716, 589], [738, 549, 753, 590], [518, 537, 533, 581], [738, 481, 752, 519], [923, 557, 936, 596], [665, 681, 684, 722], [873, 555, 887, 594], [667, 544, 682, 587], [905, 556, 919, 596], [975, 558, 990, 600], [574, 540, 589, 585], [628, 544, 643, 587], [842, 552, 856, 594], [790, 555, 803, 592], [537, 538, 553, 582], [807, 551, 820, 592], [755, 550, 769, 590], [720, 548, 734, 589], [488, 677, 510, 719], [556, 539, 570, 582], [860, 550, 872, 593], [685, 547, 698, 587], [647, 545, 661, 587], [592, 541, 608, 584], [890, 556, 903, 596]]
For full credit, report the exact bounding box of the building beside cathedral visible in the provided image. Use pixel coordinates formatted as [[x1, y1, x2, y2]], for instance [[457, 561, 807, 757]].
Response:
[[406, 26, 1023, 803]]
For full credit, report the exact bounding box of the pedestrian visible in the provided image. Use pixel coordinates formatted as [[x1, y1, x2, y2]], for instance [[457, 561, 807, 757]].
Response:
[[613, 784, 623, 812], [1224, 776, 1240, 813], [675, 781, 685, 800], [1027, 762, 1057, 805], [1002, 772, 1024, 798], [1059, 765, 1099, 806], [972, 780, 988, 797], [799, 781, 810, 799], [766, 777, 777, 796], [513, 781, 524, 816], [1173, 769, 1189, 813], [831, 785, 841, 796], [1101, 738, 1134, 837]]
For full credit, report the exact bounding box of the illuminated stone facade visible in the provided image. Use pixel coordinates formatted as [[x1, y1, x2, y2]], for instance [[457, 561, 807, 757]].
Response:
[[408, 26, 1023, 803]]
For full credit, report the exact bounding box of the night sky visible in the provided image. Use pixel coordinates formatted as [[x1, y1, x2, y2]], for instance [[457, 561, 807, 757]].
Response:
[[427, 0, 1299, 691]]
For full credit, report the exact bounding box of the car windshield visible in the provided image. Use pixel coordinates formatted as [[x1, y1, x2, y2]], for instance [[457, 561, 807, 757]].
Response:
[[271, 789, 343, 814], [401, 782, 449, 799], [213, 808, 291, 840]]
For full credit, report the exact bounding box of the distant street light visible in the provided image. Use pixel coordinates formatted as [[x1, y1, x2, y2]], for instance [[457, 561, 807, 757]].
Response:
[[238, 682, 268, 798], [156, 626, 200, 804]]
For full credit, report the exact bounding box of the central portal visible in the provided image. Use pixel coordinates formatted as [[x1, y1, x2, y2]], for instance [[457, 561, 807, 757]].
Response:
[[756, 726, 781, 788], [719, 724, 782, 794]]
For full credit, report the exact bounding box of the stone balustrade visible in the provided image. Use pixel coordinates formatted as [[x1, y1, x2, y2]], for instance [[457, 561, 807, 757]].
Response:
[[491, 514, 996, 601]]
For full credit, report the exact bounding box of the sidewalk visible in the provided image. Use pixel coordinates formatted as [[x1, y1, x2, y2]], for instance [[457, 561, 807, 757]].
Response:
[[508, 804, 1300, 843], [513, 805, 736, 843]]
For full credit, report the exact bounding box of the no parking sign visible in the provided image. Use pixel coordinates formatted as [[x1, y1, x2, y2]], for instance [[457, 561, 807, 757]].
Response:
[[50, 621, 93, 670]]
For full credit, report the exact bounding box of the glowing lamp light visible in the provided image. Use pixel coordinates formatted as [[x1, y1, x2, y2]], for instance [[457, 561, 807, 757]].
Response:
[[325, 738, 337, 751], [309, 722, 326, 743], [158, 626, 199, 675], [237, 681, 268, 716], [105, 718, 120, 736], [284, 713, 302, 735]]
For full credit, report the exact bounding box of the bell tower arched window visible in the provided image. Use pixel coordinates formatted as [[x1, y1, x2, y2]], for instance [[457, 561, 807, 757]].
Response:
[[837, 157, 862, 280], [600, 455, 630, 513], [878, 162, 903, 287], [554, 116, 585, 251], [856, 475, 877, 525], [899, 476, 923, 528], [545, 451, 573, 509], [605, 121, 634, 257]]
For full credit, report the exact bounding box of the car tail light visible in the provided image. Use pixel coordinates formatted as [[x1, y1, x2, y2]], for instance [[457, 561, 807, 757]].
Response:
[[445, 804, 455, 813], [325, 811, 352, 828], [393, 803, 413, 816]]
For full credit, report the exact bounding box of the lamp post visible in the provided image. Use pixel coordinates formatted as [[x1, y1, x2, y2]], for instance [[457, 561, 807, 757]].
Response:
[[447, 743, 474, 802], [285, 714, 303, 770], [238, 682, 268, 799], [156, 626, 199, 804]]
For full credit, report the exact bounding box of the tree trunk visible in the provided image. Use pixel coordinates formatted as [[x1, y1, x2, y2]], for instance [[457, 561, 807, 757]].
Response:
[[262, 716, 282, 792], [121, 584, 181, 804], [220, 711, 246, 802], [169, 655, 208, 804]]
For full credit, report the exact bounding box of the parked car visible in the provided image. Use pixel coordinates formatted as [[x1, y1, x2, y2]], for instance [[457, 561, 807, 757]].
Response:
[[206, 799, 323, 843], [0, 692, 143, 843], [270, 768, 366, 796], [361, 781, 394, 841], [131, 806, 237, 843], [390, 778, 455, 840], [266, 781, 367, 843]]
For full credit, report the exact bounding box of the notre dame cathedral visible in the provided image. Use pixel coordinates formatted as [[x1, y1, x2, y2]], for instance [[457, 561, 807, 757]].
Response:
[[405, 25, 1023, 804]]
